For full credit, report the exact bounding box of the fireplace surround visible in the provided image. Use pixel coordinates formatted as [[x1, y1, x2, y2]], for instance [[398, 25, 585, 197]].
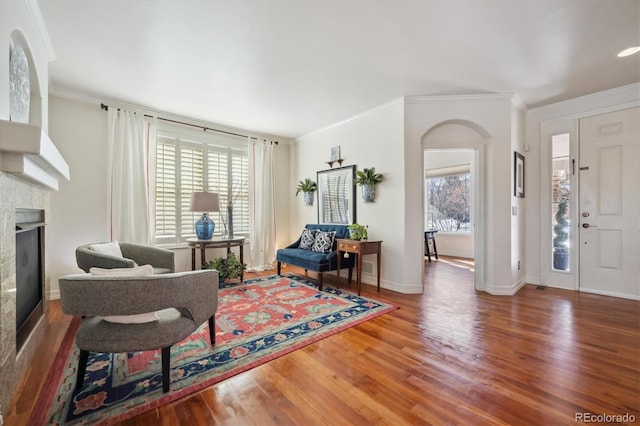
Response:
[[0, 176, 51, 414]]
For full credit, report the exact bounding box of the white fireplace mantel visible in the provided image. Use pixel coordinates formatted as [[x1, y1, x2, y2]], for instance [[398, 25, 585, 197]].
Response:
[[0, 119, 70, 190]]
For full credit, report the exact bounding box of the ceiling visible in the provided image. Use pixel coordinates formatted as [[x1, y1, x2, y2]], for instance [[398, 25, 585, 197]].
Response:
[[39, 0, 640, 139]]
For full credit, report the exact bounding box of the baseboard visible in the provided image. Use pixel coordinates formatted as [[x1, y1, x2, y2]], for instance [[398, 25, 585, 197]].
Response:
[[579, 287, 640, 301], [48, 289, 60, 300], [485, 278, 526, 296]]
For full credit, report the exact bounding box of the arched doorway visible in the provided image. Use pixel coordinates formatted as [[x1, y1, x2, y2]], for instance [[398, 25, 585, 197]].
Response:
[[421, 120, 490, 291]]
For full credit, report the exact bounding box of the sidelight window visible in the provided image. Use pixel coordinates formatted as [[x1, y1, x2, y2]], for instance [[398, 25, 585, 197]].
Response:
[[551, 133, 571, 271]]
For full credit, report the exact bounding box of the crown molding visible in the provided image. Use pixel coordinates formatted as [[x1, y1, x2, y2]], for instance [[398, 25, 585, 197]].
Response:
[[297, 97, 404, 141]]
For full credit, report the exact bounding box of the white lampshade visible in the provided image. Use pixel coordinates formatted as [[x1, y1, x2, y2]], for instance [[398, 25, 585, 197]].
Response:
[[190, 192, 220, 212]]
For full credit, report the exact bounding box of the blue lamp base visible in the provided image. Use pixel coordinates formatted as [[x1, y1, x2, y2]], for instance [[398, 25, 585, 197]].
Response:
[[195, 213, 215, 240]]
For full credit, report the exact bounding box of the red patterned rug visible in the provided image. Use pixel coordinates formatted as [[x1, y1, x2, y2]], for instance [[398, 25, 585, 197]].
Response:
[[30, 273, 396, 425]]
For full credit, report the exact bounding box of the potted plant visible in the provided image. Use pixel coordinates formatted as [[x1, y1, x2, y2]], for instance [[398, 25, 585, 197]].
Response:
[[203, 251, 246, 282], [348, 223, 368, 241], [552, 194, 570, 271], [354, 167, 384, 202], [296, 178, 317, 206]]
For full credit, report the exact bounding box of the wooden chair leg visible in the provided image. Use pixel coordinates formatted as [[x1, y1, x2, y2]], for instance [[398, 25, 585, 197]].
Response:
[[161, 346, 171, 393], [432, 235, 439, 260], [318, 272, 323, 291], [208, 316, 215, 345], [277, 261, 282, 275], [75, 349, 89, 392]]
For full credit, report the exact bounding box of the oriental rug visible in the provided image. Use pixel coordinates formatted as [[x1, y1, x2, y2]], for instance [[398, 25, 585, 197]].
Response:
[[30, 273, 396, 425]]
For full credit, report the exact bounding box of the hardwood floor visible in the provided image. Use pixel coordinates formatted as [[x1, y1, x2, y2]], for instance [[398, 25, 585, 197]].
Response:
[[6, 257, 640, 425]]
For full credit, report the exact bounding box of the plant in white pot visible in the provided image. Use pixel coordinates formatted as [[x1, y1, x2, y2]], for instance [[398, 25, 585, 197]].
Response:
[[296, 178, 317, 206], [354, 167, 384, 203]]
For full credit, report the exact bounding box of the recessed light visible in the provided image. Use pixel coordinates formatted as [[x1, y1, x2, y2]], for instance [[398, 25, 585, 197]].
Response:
[[617, 46, 640, 57]]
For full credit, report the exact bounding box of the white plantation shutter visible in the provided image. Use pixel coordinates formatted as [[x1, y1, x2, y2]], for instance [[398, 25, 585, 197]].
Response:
[[153, 123, 249, 244], [179, 142, 204, 238], [204, 147, 226, 232], [155, 136, 177, 238], [230, 149, 249, 234]]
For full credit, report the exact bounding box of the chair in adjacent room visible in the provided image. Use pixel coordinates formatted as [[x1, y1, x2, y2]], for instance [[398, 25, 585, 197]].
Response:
[[58, 269, 218, 393], [424, 230, 439, 262]]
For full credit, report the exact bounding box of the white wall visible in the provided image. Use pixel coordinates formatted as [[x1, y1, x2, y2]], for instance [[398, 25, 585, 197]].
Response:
[[48, 96, 109, 294], [294, 99, 408, 291], [48, 95, 291, 297], [511, 100, 527, 288]]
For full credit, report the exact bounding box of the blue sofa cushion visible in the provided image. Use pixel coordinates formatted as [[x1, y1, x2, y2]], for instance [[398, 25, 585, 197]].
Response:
[[277, 248, 336, 272]]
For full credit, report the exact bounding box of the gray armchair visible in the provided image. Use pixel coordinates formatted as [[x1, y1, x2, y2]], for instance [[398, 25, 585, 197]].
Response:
[[58, 269, 218, 393], [76, 242, 175, 274]]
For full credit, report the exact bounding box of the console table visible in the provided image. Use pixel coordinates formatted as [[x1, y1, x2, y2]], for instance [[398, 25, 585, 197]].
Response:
[[336, 239, 382, 295], [187, 237, 246, 281]]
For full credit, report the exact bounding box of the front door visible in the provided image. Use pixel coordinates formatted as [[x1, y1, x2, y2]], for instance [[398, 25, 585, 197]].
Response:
[[578, 107, 639, 298]]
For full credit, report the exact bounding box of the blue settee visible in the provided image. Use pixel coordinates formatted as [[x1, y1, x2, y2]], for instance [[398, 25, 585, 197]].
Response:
[[277, 224, 355, 290]]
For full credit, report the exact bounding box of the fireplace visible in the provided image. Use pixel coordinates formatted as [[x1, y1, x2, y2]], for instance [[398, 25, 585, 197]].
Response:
[[15, 208, 45, 352]]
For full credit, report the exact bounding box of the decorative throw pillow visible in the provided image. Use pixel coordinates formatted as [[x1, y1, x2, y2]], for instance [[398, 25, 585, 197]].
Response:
[[311, 231, 336, 253], [298, 229, 317, 250], [89, 241, 124, 258], [89, 264, 154, 277]]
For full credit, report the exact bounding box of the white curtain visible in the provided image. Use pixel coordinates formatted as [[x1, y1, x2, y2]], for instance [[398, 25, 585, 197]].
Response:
[[107, 108, 156, 244], [248, 138, 277, 271]]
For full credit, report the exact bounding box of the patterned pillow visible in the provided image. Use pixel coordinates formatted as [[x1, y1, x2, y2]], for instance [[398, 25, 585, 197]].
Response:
[[311, 231, 336, 253], [298, 229, 317, 250]]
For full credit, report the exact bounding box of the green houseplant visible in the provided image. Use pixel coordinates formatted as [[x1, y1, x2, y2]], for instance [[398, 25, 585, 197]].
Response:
[[348, 223, 368, 241], [203, 251, 246, 282], [354, 167, 384, 202], [295, 178, 318, 206]]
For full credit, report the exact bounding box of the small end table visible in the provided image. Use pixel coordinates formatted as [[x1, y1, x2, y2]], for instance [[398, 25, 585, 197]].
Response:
[[187, 237, 246, 281], [336, 239, 382, 295]]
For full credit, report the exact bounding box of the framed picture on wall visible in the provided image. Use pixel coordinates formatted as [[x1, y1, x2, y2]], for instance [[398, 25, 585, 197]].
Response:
[[317, 165, 356, 225], [514, 151, 525, 198]]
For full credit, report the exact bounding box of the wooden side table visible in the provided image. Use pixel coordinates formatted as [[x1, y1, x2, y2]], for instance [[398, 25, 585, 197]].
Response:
[[187, 237, 246, 281], [336, 239, 382, 295]]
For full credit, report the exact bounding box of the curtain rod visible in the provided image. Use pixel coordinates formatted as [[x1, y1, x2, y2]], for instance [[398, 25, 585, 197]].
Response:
[[100, 103, 278, 144]]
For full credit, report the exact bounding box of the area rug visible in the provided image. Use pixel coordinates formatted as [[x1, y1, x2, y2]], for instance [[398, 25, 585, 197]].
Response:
[[30, 273, 396, 425]]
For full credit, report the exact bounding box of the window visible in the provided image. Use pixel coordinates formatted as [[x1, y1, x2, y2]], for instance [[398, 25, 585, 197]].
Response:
[[154, 123, 249, 245], [551, 133, 570, 271], [425, 165, 471, 233]]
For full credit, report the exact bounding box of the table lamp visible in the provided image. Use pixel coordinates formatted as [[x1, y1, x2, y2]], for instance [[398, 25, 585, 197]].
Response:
[[190, 192, 220, 240]]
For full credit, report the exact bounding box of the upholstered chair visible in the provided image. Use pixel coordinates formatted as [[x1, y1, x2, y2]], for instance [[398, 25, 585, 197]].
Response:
[[58, 269, 218, 393], [76, 241, 175, 274]]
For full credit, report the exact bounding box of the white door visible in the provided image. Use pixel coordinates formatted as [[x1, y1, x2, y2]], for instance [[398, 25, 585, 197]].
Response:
[[579, 107, 640, 298]]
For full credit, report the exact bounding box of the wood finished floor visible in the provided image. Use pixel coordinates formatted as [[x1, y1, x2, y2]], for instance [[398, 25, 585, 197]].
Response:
[[6, 257, 640, 425]]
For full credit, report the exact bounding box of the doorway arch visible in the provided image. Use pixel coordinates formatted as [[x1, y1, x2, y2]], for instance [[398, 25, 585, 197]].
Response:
[[421, 119, 490, 291]]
